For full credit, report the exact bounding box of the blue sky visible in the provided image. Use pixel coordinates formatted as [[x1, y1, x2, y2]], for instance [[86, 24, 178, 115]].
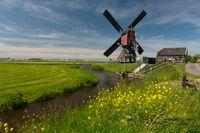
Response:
[[0, 0, 199, 60]]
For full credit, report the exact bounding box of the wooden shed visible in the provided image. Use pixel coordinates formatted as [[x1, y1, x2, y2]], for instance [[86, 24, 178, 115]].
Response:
[[156, 47, 188, 63]]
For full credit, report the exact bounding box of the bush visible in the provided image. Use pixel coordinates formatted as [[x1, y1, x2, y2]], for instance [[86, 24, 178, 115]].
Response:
[[91, 65, 104, 71], [9, 90, 27, 109], [187, 54, 200, 63], [0, 90, 28, 112]]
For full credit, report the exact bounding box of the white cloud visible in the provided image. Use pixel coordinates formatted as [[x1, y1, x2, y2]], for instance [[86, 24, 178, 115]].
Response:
[[48, 0, 89, 10], [0, 0, 22, 8], [0, 0, 88, 34], [0, 43, 120, 60], [147, 0, 200, 28], [0, 23, 17, 32], [0, 36, 199, 60], [23, 1, 68, 24], [0, 28, 116, 50], [95, 2, 142, 20], [95, 0, 200, 30], [139, 37, 200, 57], [36, 32, 66, 39], [0, 0, 199, 61]]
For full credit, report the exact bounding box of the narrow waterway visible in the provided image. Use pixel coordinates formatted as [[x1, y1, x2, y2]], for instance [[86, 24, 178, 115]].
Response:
[[0, 65, 119, 128]]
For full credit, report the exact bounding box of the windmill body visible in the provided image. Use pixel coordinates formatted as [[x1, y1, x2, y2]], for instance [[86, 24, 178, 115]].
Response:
[[103, 9, 146, 63], [117, 29, 137, 63]]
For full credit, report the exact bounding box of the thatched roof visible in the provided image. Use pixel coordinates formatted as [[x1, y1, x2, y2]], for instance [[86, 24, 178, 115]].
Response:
[[157, 47, 188, 56]]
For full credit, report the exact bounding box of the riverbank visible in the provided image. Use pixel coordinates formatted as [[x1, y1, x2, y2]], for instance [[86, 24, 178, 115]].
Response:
[[91, 62, 139, 73], [21, 63, 200, 132], [0, 62, 119, 132], [0, 63, 99, 113]]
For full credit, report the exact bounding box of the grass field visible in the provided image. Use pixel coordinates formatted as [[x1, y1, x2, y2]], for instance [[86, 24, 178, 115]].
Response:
[[92, 62, 140, 73], [19, 63, 200, 132], [0, 63, 99, 112]]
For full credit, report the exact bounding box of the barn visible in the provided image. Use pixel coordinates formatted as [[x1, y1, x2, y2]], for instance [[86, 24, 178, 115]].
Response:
[[156, 47, 188, 63]]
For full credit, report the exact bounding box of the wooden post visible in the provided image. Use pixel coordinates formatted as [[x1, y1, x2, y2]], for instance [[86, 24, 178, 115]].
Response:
[[182, 74, 187, 87]]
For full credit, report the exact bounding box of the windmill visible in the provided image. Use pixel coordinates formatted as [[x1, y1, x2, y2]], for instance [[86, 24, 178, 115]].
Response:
[[103, 9, 147, 63]]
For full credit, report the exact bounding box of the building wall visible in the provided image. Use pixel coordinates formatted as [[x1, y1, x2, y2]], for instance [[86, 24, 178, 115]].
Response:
[[156, 56, 163, 63], [156, 55, 186, 63]]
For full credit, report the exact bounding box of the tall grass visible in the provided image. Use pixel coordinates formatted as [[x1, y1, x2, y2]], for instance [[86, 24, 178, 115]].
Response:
[[19, 63, 200, 132], [91, 65, 104, 71]]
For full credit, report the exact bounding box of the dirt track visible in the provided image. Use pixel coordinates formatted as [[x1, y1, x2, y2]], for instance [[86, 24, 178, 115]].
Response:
[[185, 63, 200, 76]]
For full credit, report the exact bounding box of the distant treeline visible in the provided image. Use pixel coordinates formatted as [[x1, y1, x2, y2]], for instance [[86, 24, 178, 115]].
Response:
[[187, 54, 200, 63]]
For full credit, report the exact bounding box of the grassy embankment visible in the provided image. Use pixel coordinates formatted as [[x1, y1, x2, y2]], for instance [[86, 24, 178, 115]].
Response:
[[91, 62, 139, 73], [0, 62, 99, 113], [18, 63, 200, 132]]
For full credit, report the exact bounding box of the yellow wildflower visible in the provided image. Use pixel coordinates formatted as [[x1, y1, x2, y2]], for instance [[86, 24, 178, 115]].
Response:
[[10, 127, 14, 132], [163, 86, 166, 89], [4, 123, 8, 127], [145, 110, 148, 114], [152, 95, 157, 100], [41, 127, 45, 131], [158, 94, 163, 100], [5, 127, 9, 133]]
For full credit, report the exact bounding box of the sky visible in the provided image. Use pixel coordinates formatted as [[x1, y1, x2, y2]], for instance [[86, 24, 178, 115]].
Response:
[[0, 0, 199, 60]]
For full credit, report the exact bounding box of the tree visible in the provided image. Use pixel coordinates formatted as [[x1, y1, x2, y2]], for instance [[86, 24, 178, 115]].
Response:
[[187, 54, 200, 63]]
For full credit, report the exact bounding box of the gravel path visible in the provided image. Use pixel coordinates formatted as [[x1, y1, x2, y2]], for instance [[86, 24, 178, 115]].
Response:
[[185, 63, 200, 76]]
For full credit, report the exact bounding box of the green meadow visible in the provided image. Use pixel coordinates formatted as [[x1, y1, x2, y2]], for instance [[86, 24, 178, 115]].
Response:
[[92, 62, 139, 73], [20, 63, 200, 133], [0, 62, 200, 132], [0, 62, 99, 112], [0, 61, 139, 113]]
